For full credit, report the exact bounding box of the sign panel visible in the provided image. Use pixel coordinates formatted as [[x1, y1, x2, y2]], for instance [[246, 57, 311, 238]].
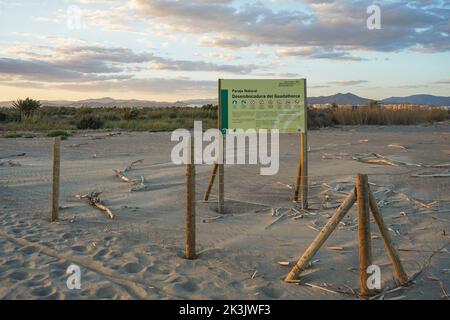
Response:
[[219, 79, 307, 134]]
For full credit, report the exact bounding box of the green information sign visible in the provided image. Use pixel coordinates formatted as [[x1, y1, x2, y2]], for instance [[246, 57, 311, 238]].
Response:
[[219, 79, 307, 134]]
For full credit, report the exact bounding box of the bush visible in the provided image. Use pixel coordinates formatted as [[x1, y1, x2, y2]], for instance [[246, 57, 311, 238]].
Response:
[[76, 115, 104, 129], [47, 130, 71, 140], [121, 108, 140, 120], [4, 132, 22, 138]]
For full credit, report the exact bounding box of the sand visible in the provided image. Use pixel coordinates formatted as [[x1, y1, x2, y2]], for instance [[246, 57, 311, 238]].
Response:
[[0, 124, 449, 300]]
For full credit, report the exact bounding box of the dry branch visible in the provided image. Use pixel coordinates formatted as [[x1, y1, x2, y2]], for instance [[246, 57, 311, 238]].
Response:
[[77, 192, 115, 219]]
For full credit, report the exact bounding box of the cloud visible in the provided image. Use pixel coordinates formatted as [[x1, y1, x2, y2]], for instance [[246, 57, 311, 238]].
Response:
[[0, 43, 260, 83], [328, 80, 369, 86], [277, 47, 365, 61], [130, 0, 449, 56]]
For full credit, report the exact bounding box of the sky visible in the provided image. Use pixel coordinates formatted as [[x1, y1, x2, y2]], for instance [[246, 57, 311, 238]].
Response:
[[0, 0, 449, 101]]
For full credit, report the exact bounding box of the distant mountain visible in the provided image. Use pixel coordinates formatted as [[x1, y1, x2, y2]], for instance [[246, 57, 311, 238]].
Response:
[[381, 94, 450, 106], [1, 93, 449, 108], [308, 93, 371, 105], [0, 97, 190, 108]]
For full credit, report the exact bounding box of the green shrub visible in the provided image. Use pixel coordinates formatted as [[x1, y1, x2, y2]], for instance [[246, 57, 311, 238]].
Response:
[[47, 130, 71, 140], [121, 108, 139, 120], [4, 132, 22, 138], [76, 115, 104, 129]]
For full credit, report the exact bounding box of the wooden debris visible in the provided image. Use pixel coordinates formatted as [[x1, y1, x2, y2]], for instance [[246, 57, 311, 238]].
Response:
[[130, 176, 148, 192], [123, 159, 143, 173], [77, 192, 115, 219], [303, 282, 339, 295], [265, 209, 293, 230], [327, 246, 344, 251], [277, 261, 290, 267], [388, 144, 407, 150], [202, 215, 223, 223], [113, 169, 134, 183]]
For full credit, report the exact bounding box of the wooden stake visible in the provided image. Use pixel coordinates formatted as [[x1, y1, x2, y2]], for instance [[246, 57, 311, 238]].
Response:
[[203, 163, 218, 201], [293, 134, 302, 203], [285, 188, 357, 281], [185, 137, 196, 259], [356, 174, 373, 297], [300, 132, 308, 209], [218, 162, 224, 214], [51, 137, 60, 222], [368, 184, 408, 285], [218, 79, 225, 214]]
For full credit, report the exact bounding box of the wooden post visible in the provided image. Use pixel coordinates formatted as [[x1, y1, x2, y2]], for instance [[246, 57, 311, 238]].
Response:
[[368, 184, 408, 285], [356, 174, 373, 296], [203, 163, 218, 201], [218, 79, 225, 214], [51, 137, 60, 222], [293, 134, 302, 203], [185, 137, 196, 259], [218, 162, 224, 214], [300, 132, 308, 209], [285, 188, 357, 281]]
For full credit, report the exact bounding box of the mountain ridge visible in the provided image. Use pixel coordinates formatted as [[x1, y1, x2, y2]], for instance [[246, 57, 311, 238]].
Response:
[[0, 94, 449, 107]]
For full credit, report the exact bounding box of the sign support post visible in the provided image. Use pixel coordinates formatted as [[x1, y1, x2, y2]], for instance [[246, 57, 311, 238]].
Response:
[[218, 79, 225, 214]]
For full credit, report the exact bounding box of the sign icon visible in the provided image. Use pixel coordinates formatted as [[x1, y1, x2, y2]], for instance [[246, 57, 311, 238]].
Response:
[[268, 100, 273, 105], [232, 100, 238, 105], [241, 100, 247, 106], [259, 99, 264, 104], [277, 100, 282, 105], [250, 100, 255, 105]]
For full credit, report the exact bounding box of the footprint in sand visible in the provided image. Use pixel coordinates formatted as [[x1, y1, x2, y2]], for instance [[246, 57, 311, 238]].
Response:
[[19, 245, 39, 255], [93, 248, 110, 260], [31, 286, 57, 298], [71, 245, 88, 254], [122, 262, 144, 274], [10, 270, 30, 281], [95, 285, 118, 299]]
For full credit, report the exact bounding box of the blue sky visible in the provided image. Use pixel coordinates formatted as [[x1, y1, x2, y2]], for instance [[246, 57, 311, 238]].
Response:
[[0, 0, 449, 101]]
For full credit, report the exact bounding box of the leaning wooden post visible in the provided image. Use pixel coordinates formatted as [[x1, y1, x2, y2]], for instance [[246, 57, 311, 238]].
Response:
[[356, 174, 373, 296], [51, 137, 61, 222], [368, 184, 408, 285], [203, 163, 218, 201], [185, 136, 196, 259], [300, 132, 308, 209], [293, 133, 302, 203], [285, 188, 357, 282]]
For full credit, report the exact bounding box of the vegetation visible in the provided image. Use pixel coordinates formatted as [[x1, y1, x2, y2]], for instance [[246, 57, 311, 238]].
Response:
[[47, 130, 71, 140], [0, 100, 448, 135], [12, 98, 41, 117]]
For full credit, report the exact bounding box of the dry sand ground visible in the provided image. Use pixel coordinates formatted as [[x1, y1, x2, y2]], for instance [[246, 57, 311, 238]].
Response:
[[0, 124, 449, 300]]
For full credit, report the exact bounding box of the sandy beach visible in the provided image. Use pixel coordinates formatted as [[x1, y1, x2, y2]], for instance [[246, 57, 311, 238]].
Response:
[[0, 124, 449, 300]]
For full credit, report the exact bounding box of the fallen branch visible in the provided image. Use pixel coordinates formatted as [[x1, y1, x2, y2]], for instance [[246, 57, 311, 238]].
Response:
[[113, 169, 134, 183], [77, 192, 115, 219], [123, 159, 144, 173]]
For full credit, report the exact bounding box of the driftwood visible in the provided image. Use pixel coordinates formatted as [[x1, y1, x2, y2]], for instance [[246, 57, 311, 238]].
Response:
[[113, 169, 134, 183], [352, 153, 421, 167], [77, 192, 115, 219], [130, 176, 148, 192], [113, 159, 144, 184]]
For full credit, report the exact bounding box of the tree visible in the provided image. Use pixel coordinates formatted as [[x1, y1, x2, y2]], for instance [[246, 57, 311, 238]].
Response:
[[12, 98, 41, 117]]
